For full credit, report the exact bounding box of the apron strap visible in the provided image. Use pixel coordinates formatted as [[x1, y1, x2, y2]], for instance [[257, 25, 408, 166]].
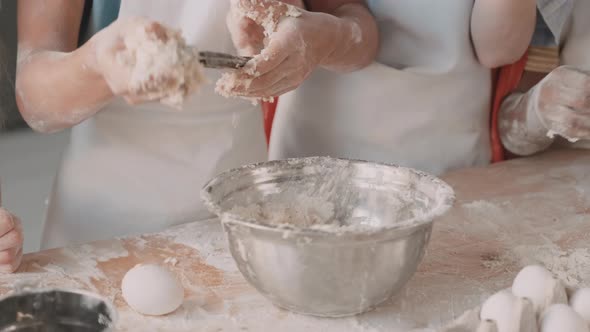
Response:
[[262, 99, 278, 146], [490, 51, 529, 163]]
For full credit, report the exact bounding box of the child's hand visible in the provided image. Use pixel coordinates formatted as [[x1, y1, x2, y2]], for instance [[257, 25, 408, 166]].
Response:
[[0, 207, 23, 273]]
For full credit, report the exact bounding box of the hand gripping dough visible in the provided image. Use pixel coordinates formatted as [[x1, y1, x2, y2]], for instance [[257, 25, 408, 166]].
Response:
[[511, 265, 567, 315], [480, 289, 537, 332], [570, 288, 590, 325], [121, 264, 184, 316], [540, 304, 589, 332]]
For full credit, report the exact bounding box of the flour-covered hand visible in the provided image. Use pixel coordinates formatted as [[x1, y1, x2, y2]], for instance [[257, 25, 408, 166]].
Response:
[[533, 66, 590, 140], [226, 0, 305, 57], [500, 66, 590, 156], [219, 0, 365, 99]]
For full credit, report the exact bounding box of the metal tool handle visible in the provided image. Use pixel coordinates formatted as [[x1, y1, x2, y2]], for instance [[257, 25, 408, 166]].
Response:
[[198, 51, 252, 69]]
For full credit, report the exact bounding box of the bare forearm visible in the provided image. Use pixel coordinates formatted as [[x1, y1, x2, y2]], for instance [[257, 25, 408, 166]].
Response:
[[15, 43, 113, 133], [319, 3, 379, 72], [471, 0, 536, 68], [17, 0, 112, 133]]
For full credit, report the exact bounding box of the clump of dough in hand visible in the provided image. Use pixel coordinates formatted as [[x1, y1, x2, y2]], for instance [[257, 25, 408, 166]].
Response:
[[117, 23, 206, 108], [121, 264, 184, 316]]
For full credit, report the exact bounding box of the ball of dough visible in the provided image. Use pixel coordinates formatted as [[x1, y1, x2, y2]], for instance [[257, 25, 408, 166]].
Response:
[[570, 288, 590, 324], [121, 264, 184, 315], [540, 304, 589, 332], [512, 265, 567, 314]]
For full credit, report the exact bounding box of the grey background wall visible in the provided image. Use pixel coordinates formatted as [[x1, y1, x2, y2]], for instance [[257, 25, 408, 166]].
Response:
[[0, 0, 24, 130]]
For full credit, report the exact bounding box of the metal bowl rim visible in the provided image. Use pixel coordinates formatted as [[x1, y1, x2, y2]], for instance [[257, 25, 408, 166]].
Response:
[[202, 156, 455, 238], [0, 287, 118, 326]]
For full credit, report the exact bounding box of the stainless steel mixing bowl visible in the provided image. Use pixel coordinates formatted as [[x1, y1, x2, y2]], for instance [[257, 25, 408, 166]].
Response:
[[0, 288, 117, 331], [202, 157, 455, 317]]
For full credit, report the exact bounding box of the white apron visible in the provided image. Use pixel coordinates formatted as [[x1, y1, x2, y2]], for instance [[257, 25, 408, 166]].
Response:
[[269, 1, 491, 175], [559, 0, 590, 149], [42, 0, 267, 249]]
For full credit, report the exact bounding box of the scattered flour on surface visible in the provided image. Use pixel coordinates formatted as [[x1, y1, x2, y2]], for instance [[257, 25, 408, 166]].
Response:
[[437, 246, 590, 331], [510, 245, 590, 288]]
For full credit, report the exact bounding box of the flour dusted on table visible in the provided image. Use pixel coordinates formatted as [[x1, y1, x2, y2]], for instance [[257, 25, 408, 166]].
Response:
[[510, 245, 590, 288]]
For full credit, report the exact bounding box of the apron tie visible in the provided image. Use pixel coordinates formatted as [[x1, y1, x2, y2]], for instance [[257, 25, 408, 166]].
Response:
[[262, 99, 278, 146], [490, 52, 529, 163]]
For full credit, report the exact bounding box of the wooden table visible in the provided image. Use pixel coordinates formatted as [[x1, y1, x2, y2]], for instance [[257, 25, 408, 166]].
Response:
[[2, 149, 590, 331]]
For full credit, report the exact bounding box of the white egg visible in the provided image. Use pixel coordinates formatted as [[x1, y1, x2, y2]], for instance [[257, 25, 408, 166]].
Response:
[[480, 289, 537, 332], [511, 265, 567, 314], [540, 304, 589, 332], [121, 264, 184, 316], [570, 288, 590, 325]]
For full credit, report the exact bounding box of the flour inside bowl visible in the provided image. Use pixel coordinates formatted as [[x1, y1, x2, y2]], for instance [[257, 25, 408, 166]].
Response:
[[230, 193, 336, 229], [227, 180, 431, 233], [207, 157, 455, 234]]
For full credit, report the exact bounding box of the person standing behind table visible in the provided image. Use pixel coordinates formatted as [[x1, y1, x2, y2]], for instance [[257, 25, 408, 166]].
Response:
[[224, 0, 537, 175], [16, 0, 268, 250], [497, 0, 590, 158]]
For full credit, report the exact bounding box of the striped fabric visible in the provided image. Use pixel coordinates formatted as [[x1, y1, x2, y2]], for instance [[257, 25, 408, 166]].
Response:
[[526, 7, 564, 73]]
